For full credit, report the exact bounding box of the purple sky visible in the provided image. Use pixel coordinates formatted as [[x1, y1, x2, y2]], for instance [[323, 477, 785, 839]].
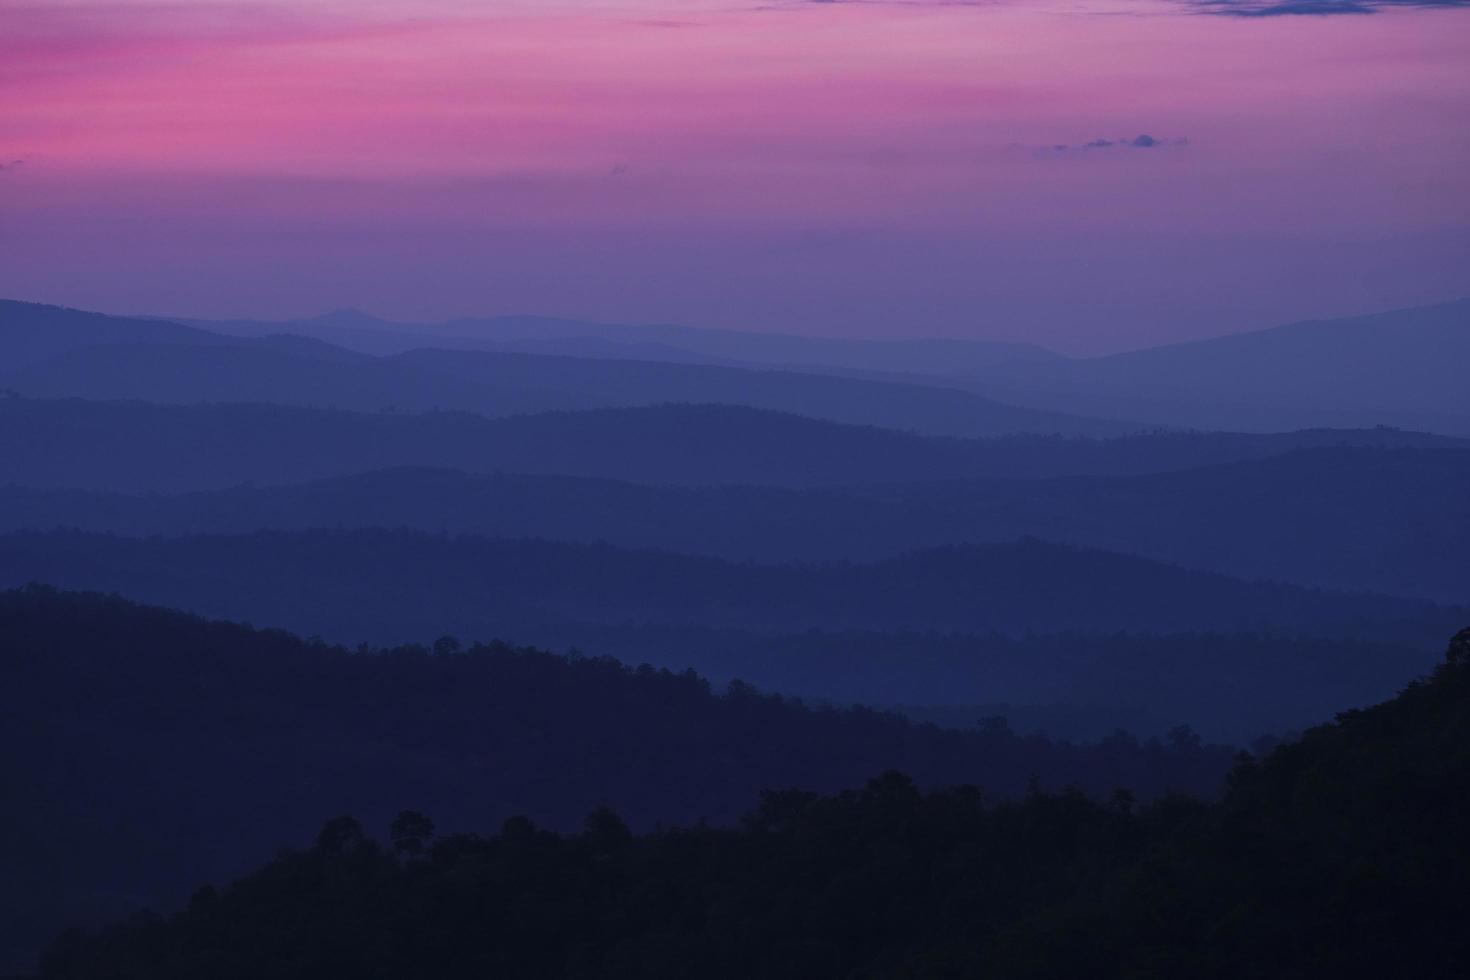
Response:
[[1, 0, 1467, 353]]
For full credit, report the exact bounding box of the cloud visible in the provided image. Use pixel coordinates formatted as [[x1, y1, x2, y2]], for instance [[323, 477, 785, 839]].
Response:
[[1037, 136, 1187, 156], [778, 1, 988, 7], [789, 0, 1470, 11], [0, 159, 24, 173], [1188, 0, 1468, 16]]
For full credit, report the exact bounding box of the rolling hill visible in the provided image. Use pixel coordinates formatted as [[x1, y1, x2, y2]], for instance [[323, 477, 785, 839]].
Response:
[[0, 299, 1123, 438], [3, 396, 1463, 494], [186, 306, 1066, 374], [0, 522, 1445, 741], [970, 299, 1470, 435], [0, 586, 1238, 973], [33, 624, 1470, 980], [2, 446, 1463, 601]]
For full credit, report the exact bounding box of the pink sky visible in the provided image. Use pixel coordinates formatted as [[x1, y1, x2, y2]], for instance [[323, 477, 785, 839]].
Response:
[[1, 0, 1468, 351]]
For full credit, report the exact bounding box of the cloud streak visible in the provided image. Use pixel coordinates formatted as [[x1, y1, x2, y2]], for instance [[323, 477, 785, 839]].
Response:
[[1038, 135, 1188, 155], [1189, 0, 1469, 16]]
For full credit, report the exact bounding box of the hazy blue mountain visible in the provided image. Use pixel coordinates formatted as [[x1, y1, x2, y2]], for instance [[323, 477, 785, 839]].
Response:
[[4, 446, 1462, 601], [180, 299, 1470, 435], [1, 341, 571, 416], [4, 396, 1463, 494], [0, 531, 1452, 744], [0, 400, 991, 491], [970, 299, 1470, 435], [383, 346, 1123, 438], [0, 298, 225, 370], [184, 307, 1066, 374], [1, 299, 1120, 438], [187, 309, 757, 365], [0, 528, 1453, 644]]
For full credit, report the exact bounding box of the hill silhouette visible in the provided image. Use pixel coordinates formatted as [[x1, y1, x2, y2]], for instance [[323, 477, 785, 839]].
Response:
[[0, 586, 1237, 973], [971, 298, 1470, 435], [186, 298, 1470, 435], [32, 614, 1470, 980], [0, 528, 1454, 742]]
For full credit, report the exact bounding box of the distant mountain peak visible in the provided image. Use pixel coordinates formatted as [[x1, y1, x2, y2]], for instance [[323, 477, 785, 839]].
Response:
[[302, 308, 395, 327]]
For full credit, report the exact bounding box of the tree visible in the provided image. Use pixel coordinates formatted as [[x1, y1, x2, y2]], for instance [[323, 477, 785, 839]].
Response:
[[315, 815, 364, 854], [1445, 626, 1470, 668], [389, 810, 436, 856]]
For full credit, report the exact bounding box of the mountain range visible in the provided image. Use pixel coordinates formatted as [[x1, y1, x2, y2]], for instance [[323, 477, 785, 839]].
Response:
[[0, 528, 1455, 743], [4, 296, 1468, 436], [3, 395, 1463, 494], [176, 297, 1470, 435], [1, 445, 1465, 602], [0, 300, 1125, 439]]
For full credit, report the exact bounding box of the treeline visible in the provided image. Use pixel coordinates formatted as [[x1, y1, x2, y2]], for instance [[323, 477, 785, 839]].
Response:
[[38, 628, 1470, 979], [0, 586, 1235, 972]]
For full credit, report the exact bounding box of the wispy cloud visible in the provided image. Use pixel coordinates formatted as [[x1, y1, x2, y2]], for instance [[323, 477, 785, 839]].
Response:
[[1189, 0, 1469, 16], [1037, 135, 1188, 155], [787, 0, 1470, 12], [0, 159, 25, 173]]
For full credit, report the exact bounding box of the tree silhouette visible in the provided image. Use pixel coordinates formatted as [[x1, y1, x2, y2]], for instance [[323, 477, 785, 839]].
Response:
[[389, 811, 436, 856]]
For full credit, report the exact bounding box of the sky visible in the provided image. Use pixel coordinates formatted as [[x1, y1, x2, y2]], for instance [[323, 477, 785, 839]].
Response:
[[1, 0, 1467, 353]]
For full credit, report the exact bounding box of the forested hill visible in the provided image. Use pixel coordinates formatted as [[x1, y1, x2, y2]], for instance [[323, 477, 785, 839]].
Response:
[[36, 621, 1470, 979], [0, 586, 1235, 973]]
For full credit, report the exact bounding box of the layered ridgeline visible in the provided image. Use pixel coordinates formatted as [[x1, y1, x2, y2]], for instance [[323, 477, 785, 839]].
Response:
[[183, 306, 1067, 373], [2, 445, 1464, 601], [0, 588, 1237, 974], [0, 529, 1456, 741], [2, 395, 1463, 491], [34, 616, 1470, 980], [4, 296, 1468, 436], [964, 299, 1470, 436], [0, 300, 1124, 439], [185, 298, 1470, 436]]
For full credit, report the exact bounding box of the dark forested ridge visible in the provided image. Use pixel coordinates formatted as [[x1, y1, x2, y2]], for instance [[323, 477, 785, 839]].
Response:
[[33, 613, 1470, 980], [0, 587, 1238, 973], [0, 527, 1452, 742], [3, 445, 1464, 601]]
